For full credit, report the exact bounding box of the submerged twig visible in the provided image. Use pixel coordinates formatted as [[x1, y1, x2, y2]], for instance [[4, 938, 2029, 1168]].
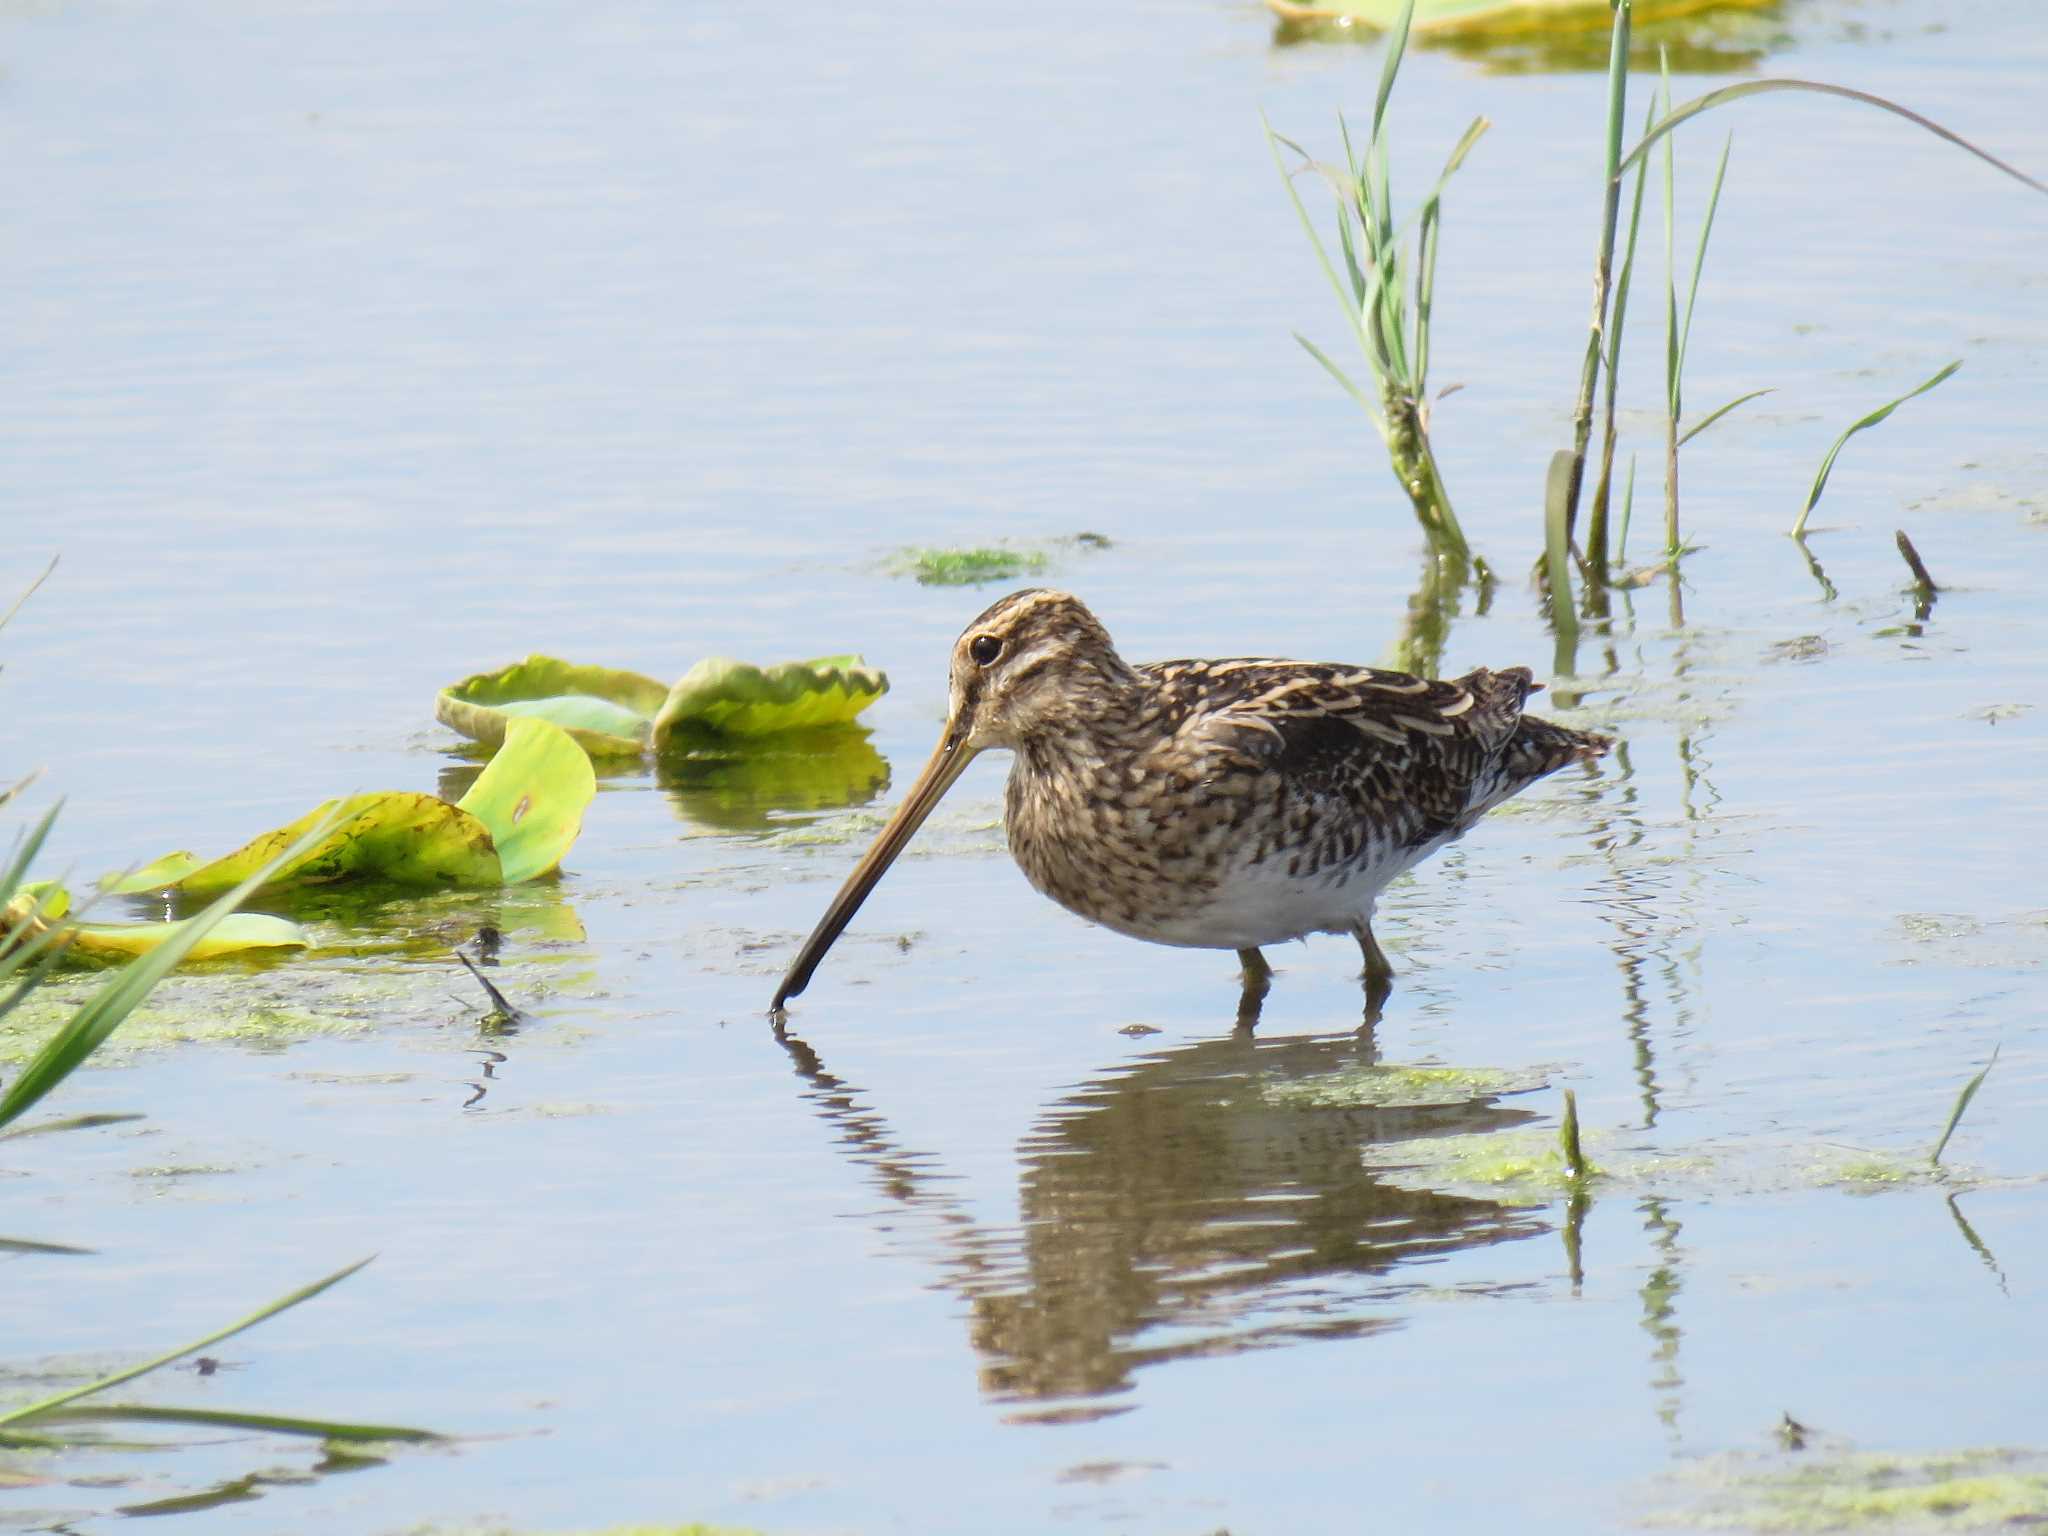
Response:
[[1894, 528, 1938, 597], [456, 952, 521, 1031]]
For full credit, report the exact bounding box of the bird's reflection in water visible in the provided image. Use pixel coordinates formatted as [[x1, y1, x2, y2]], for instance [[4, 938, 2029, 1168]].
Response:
[[775, 1024, 1546, 1419]]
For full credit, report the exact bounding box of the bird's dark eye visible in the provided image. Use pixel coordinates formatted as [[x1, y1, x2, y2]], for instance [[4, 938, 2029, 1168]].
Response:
[[969, 634, 1002, 666]]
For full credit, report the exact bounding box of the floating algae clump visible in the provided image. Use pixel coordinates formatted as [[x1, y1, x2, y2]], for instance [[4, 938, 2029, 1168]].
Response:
[[1647, 1446, 2048, 1531]]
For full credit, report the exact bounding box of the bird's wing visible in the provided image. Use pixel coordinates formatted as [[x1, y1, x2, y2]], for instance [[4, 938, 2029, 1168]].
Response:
[[1153, 659, 1538, 845]]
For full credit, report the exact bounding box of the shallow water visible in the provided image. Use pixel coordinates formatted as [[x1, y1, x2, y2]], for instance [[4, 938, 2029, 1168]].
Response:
[[3, 0, 2046, 1530]]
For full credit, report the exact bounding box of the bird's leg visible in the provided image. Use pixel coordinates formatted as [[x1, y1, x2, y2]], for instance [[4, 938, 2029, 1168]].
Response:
[[1353, 921, 1394, 1026], [1235, 947, 1272, 1032]]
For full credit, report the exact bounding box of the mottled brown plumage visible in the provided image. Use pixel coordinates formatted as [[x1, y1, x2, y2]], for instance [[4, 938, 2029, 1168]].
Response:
[[772, 589, 1609, 1013]]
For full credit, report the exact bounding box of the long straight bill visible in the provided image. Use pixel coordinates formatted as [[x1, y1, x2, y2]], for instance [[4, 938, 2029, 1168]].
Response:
[[770, 731, 979, 1011]]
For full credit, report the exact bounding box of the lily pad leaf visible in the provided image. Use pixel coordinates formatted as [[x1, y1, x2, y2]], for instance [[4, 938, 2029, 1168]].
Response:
[[65, 913, 310, 961], [454, 716, 598, 884], [134, 793, 502, 897], [437, 656, 669, 757], [651, 656, 889, 746], [100, 852, 204, 897], [4, 883, 308, 962], [105, 722, 597, 895], [1270, 0, 1770, 33]]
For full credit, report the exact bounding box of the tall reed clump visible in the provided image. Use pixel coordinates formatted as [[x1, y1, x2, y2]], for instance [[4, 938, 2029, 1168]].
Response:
[[1552, 0, 2047, 614], [1267, 0, 1487, 564]]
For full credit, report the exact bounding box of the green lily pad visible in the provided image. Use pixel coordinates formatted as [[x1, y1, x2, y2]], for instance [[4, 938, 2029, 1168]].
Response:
[[650, 656, 888, 745], [438, 654, 889, 754], [437, 656, 670, 757], [454, 716, 597, 884], [102, 720, 595, 897]]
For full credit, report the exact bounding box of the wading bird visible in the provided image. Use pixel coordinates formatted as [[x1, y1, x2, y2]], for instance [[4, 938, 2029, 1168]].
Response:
[[771, 589, 1608, 1020]]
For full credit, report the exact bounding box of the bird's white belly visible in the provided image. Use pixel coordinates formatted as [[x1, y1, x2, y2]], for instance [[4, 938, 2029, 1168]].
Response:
[[1087, 837, 1452, 951]]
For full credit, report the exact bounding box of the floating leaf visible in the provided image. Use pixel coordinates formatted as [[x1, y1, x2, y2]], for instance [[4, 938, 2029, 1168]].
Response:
[[5, 883, 303, 965], [437, 656, 670, 757], [455, 717, 597, 884], [651, 656, 889, 746], [106, 721, 594, 897], [119, 793, 501, 897], [439, 654, 889, 753], [63, 913, 308, 961], [1271, 0, 1775, 34]]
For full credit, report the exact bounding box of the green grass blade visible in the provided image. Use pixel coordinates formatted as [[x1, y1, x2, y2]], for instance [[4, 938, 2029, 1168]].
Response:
[[1616, 454, 1638, 564], [0, 804, 61, 906], [1660, 59, 1678, 417], [1677, 387, 1774, 448], [0, 556, 58, 636], [1265, 118, 1374, 360], [1336, 198, 1368, 311], [1561, 0, 1632, 544], [0, 929, 77, 1025], [0, 809, 342, 1133], [1293, 333, 1385, 432], [1792, 360, 1962, 537], [1560, 1088, 1589, 1180], [33, 1404, 438, 1443], [0, 1256, 377, 1427], [1412, 115, 1489, 392], [1543, 450, 1580, 643], [1619, 79, 2048, 197], [1931, 1045, 1998, 1168], [1370, 0, 1417, 143], [0, 1111, 144, 1144], [1676, 131, 1733, 385], [1607, 99, 1657, 375]]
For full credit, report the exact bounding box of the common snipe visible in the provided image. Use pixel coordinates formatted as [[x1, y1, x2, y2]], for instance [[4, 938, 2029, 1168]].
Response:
[[771, 589, 1608, 1017]]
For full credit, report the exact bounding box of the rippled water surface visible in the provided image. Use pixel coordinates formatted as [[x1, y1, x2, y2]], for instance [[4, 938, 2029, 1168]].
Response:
[[4, 0, 2046, 1530]]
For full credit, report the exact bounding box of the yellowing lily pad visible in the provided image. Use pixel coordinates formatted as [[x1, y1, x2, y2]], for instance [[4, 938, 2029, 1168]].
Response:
[[65, 912, 309, 961], [1267, 0, 1773, 33], [455, 716, 597, 884], [650, 656, 888, 745], [2, 882, 308, 964], [111, 793, 501, 897], [103, 720, 595, 898], [438, 657, 670, 757]]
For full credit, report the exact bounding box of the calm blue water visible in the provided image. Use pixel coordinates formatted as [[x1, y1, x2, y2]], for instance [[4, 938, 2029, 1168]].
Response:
[[4, 0, 2045, 1530]]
